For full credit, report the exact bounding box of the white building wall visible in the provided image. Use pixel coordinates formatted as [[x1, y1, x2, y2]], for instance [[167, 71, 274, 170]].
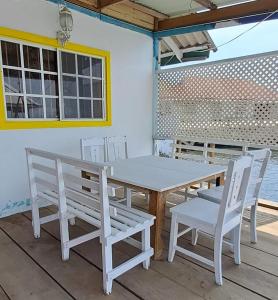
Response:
[[0, 0, 153, 216]]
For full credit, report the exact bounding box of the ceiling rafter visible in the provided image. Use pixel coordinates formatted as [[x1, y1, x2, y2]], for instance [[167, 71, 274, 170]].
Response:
[[99, 0, 124, 9], [123, 1, 169, 19], [158, 0, 278, 31], [194, 0, 217, 10]]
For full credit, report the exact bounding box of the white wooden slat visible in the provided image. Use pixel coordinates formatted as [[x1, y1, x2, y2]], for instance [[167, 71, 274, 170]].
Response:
[[35, 177, 58, 192], [67, 230, 101, 248], [32, 163, 56, 176]]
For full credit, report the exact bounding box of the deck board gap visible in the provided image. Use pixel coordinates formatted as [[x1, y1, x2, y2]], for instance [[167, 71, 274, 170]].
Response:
[[0, 282, 11, 300]]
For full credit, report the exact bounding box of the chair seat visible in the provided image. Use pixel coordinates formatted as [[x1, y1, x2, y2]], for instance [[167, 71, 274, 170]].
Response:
[[197, 186, 223, 203], [170, 197, 220, 234]]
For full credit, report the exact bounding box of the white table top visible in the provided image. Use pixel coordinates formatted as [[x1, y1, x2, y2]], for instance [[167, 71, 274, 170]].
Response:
[[108, 156, 226, 192]]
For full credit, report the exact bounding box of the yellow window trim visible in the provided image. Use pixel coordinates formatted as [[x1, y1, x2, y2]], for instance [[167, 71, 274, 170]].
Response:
[[0, 27, 112, 130]]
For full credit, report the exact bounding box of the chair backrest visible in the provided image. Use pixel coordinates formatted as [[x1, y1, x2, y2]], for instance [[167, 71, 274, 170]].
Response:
[[106, 136, 128, 162], [217, 155, 253, 230], [80, 137, 106, 162], [26, 148, 116, 238], [245, 148, 271, 205]]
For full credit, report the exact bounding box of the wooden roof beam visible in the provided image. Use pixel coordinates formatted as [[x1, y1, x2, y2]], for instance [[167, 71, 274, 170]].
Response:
[[194, 0, 217, 10], [123, 1, 169, 19], [158, 0, 278, 31], [99, 0, 125, 9]]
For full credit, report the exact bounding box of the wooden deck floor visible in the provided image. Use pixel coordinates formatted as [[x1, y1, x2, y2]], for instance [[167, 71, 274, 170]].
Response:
[[0, 195, 277, 300]]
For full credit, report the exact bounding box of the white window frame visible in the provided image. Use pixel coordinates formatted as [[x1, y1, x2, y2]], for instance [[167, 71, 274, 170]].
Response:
[[0, 38, 106, 122]]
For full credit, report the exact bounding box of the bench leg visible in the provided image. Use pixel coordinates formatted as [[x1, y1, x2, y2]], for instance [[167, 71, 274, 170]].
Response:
[[102, 241, 113, 295], [191, 228, 198, 246], [214, 233, 223, 286], [233, 224, 241, 265], [31, 198, 40, 239], [250, 203, 258, 243], [142, 227, 151, 269], [60, 213, 70, 261], [126, 188, 132, 208]]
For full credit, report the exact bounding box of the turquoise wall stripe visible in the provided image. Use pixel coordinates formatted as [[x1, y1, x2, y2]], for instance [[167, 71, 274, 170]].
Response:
[[47, 0, 153, 37], [0, 199, 31, 218]]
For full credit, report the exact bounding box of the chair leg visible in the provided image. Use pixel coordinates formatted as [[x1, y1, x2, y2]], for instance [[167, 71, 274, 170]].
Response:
[[184, 188, 188, 201], [125, 188, 132, 208], [31, 198, 40, 239], [69, 217, 76, 226], [233, 224, 241, 265], [102, 241, 113, 295], [250, 203, 258, 244], [142, 227, 151, 269], [214, 233, 223, 286], [59, 213, 70, 261], [168, 215, 178, 262], [191, 229, 198, 246]]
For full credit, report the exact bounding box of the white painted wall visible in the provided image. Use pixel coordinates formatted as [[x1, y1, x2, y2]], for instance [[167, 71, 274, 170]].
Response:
[[0, 0, 153, 216]]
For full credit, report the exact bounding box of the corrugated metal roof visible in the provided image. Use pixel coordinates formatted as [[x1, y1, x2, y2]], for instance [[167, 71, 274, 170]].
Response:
[[160, 30, 217, 65]]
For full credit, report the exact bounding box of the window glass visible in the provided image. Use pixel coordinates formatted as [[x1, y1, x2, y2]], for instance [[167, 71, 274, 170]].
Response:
[[46, 98, 59, 118], [78, 55, 90, 76], [27, 97, 44, 118], [92, 79, 102, 98], [91, 58, 102, 78], [44, 74, 58, 96], [62, 52, 76, 74], [3, 69, 23, 93], [5, 95, 25, 118], [79, 99, 92, 118], [63, 75, 77, 97], [1, 41, 21, 67], [78, 77, 91, 97], [93, 100, 103, 118], [23, 45, 40, 70], [64, 98, 78, 118], [43, 49, 57, 72], [25, 71, 42, 94]]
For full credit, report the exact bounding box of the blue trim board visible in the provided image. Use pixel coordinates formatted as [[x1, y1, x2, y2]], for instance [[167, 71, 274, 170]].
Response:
[[47, 0, 153, 37], [0, 199, 31, 218]]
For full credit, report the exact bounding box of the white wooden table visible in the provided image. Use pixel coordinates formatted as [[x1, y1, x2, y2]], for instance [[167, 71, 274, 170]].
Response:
[[108, 156, 226, 259], [85, 156, 226, 260]]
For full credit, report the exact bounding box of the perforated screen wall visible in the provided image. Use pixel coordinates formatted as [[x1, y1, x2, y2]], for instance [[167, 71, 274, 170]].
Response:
[[155, 51, 278, 148]]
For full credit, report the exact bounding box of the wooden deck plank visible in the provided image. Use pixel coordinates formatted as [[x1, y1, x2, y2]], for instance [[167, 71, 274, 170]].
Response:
[[0, 229, 72, 300], [0, 285, 10, 300], [33, 210, 205, 300], [41, 208, 269, 300], [0, 214, 137, 300]]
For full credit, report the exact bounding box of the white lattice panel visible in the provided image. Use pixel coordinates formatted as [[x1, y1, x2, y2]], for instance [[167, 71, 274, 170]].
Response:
[[156, 52, 278, 147]]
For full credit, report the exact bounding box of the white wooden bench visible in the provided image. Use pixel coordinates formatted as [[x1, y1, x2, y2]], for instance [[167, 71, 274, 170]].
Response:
[[26, 148, 155, 295]]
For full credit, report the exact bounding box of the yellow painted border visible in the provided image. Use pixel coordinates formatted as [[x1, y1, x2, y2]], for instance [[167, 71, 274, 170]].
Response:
[[0, 27, 112, 130]]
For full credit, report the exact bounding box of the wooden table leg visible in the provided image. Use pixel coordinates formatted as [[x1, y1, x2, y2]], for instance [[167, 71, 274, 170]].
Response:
[[148, 191, 166, 260], [216, 172, 225, 186]]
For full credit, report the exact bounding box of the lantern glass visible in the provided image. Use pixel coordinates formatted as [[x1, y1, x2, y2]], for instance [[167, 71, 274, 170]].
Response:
[[59, 7, 73, 32]]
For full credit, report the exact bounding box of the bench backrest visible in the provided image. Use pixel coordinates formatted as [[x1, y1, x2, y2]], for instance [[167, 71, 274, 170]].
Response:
[[26, 148, 116, 238]]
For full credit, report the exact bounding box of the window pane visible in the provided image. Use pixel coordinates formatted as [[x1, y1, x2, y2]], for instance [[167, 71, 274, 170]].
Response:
[[43, 49, 57, 72], [78, 55, 90, 76], [1, 41, 21, 67], [92, 79, 102, 98], [64, 98, 78, 118], [27, 97, 43, 118], [25, 72, 42, 94], [3, 69, 23, 93], [61, 52, 76, 74], [44, 74, 58, 96], [46, 98, 59, 118], [23, 45, 40, 70], [63, 75, 77, 96], [78, 77, 91, 97], [5, 95, 25, 118], [79, 99, 92, 118], [93, 100, 103, 118], [91, 58, 102, 78]]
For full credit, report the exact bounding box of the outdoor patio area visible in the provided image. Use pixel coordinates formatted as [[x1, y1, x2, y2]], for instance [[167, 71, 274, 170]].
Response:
[[0, 194, 277, 300]]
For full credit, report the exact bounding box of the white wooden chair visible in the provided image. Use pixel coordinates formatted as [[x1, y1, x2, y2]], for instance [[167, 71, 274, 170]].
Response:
[[168, 155, 253, 286], [198, 149, 271, 243], [106, 136, 149, 207], [26, 148, 155, 295], [80, 137, 128, 205]]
